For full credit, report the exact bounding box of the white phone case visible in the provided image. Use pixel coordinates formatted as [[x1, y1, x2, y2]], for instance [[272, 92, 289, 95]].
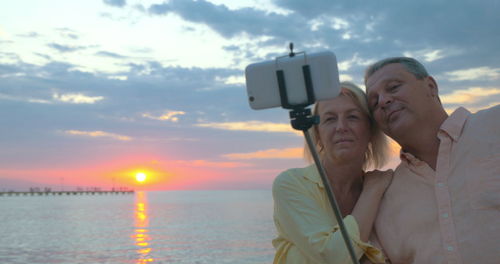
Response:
[[245, 51, 340, 110]]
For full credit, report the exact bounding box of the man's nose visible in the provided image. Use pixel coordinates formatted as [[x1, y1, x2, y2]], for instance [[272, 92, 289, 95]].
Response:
[[379, 93, 393, 109]]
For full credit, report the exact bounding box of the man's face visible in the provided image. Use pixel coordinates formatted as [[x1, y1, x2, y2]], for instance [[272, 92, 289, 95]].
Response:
[[365, 63, 437, 140]]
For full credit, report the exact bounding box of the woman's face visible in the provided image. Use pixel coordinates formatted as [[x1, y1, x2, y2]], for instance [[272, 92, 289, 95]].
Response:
[[316, 94, 371, 166]]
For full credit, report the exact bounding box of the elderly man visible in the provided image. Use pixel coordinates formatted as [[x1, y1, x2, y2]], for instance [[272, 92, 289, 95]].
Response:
[[364, 57, 499, 264]]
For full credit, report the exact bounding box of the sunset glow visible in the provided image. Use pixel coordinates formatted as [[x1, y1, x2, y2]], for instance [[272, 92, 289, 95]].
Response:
[[1, 0, 498, 193], [136, 172, 147, 183]]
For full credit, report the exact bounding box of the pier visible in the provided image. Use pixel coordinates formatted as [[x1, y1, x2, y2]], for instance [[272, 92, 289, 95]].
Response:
[[0, 190, 134, 197]]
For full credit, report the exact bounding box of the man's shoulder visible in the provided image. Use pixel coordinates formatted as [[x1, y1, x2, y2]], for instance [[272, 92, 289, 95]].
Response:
[[471, 104, 500, 119], [463, 104, 499, 125], [464, 104, 500, 135], [391, 163, 411, 180], [383, 162, 422, 193]]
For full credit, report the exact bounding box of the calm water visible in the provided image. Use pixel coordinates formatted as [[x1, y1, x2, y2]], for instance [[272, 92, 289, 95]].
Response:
[[0, 190, 275, 263]]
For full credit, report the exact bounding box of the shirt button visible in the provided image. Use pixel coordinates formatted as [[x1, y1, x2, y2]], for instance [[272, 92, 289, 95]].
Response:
[[442, 213, 449, 218], [447, 246, 454, 251]]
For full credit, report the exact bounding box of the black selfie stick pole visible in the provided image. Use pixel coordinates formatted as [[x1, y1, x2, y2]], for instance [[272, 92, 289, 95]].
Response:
[[277, 43, 360, 264]]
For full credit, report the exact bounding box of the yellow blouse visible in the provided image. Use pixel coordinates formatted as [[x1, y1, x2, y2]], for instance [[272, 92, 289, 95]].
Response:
[[272, 165, 385, 264]]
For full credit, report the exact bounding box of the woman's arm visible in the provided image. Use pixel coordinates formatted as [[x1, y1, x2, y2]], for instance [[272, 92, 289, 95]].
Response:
[[351, 170, 393, 243], [273, 169, 387, 263]]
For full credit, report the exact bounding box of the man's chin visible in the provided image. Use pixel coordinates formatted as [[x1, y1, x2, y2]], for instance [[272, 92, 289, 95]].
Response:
[[386, 120, 409, 141]]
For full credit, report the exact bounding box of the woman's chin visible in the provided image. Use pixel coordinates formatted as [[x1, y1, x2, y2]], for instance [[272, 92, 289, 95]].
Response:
[[331, 152, 361, 164]]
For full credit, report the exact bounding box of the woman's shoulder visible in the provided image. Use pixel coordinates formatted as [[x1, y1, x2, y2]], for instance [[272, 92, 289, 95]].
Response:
[[272, 165, 316, 191]]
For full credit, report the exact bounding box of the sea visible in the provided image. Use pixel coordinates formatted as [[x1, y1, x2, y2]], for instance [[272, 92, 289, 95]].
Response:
[[0, 190, 276, 264]]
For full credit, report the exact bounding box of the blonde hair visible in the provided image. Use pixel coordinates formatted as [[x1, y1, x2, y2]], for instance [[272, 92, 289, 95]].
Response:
[[303, 81, 389, 169]]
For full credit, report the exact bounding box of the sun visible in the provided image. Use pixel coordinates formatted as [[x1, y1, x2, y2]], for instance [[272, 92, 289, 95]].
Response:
[[135, 172, 147, 183]]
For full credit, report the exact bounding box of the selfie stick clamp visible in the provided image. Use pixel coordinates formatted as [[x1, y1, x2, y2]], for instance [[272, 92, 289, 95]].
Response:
[[275, 43, 361, 264]]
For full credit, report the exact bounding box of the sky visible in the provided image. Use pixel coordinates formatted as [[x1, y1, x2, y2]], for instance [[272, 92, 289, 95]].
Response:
[[1, 0, 499, 191]]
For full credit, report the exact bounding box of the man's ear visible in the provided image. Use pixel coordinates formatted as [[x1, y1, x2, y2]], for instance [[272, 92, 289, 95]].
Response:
[[426, 76, 439, 97]]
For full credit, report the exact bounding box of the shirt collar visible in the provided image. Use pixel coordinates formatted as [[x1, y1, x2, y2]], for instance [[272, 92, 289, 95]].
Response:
[[439, 107, 471, 142], [400, 107, 471, 166]]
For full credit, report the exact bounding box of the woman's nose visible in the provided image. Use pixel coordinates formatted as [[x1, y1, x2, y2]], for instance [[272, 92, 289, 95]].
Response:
[[336, 118, 348, 132]]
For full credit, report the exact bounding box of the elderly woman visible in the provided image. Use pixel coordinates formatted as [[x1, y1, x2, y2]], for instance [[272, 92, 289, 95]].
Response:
[[272, 82, 392, 264]]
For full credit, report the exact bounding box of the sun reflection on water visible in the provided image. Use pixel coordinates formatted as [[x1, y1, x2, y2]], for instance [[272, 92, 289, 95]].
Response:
[[133, 191, 154, 263]]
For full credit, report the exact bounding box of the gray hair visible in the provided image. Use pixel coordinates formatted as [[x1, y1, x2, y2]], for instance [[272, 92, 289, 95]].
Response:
[[364, 57, 429, 84], [303, 81, 389, 170]]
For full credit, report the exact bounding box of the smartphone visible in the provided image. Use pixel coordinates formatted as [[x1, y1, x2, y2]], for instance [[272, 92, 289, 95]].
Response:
[[245, 51, 340, 110]]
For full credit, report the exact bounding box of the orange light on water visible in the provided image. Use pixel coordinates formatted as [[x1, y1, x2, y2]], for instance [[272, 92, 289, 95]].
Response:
[[133, 191, 154, 263], [137, 248, 151, 254]]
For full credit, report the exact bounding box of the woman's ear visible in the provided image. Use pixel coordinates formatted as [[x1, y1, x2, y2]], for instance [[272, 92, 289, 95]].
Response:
[[317, 139, 324, 153]]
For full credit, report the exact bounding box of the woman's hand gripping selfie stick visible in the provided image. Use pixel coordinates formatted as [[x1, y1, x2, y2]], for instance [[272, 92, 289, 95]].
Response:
[[278, 44, 361, 264]]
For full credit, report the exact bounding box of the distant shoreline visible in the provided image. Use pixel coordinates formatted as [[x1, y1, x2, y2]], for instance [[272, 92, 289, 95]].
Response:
[[0, 190, 134, 197]]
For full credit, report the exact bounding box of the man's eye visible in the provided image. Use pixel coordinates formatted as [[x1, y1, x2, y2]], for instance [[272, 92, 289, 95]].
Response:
[[388, 84, 400, 92], [348, 115, 359, 120]]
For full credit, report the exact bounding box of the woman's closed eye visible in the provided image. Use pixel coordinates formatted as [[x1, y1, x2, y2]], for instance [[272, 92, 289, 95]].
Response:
[[323, 116, 337, 123], [348, 114, 360, 120]]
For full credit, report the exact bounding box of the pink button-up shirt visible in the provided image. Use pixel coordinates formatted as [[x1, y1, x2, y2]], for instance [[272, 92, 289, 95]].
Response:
[[374, 106, 500, 264]]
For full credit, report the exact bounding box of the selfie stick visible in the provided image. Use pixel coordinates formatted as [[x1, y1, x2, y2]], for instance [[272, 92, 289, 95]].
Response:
[[277, 43, 360, 264]]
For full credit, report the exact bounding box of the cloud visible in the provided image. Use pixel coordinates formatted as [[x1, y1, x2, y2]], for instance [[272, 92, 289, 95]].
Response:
[[53, 93, 104, 104], [0, 59, 245, 124], [338, 53, 375, 71], [215, 75, 245, 85], [95, 51, 127, 59], [223, 147, 302, 160], [125, 61, 240, 86], [308, 16, 350, 32], [107, 75, 128, 81], [147, 0, 312, 41], [142, 110, 186, 122], [47, 43, 86, 53], [173, 159, 250, 168], [195, 121, 300, 135], [403, 49, 448, 62], [145, 0, 399, 62], [0, 93, 52, 104], [267, 1, 500, 67], [103, 0, 126, 8], [0, 72, 26, 79], [64, 130, 132, 141], [339, 74, 353, 82], [443, 67, 500, 81], [441, 87, 500, 104], [16, 32, 40, 38], [35, 52, 52, 60], [55, 28, 79, 40]]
